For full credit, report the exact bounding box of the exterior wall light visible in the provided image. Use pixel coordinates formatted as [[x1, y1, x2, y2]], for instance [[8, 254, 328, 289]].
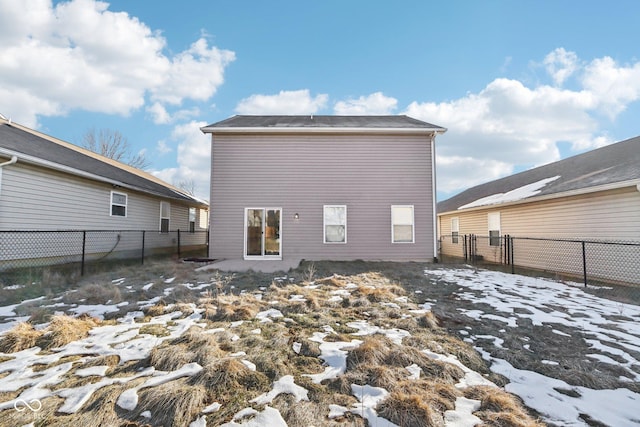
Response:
[[294, 213, 299, 220]]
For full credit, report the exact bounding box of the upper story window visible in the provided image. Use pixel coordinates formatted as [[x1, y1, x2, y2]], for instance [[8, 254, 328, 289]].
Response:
[[392, 205, 414, 243], [160, 201, 170, 233], [110, 191, 127, 217], [324, 205, 346, 243]]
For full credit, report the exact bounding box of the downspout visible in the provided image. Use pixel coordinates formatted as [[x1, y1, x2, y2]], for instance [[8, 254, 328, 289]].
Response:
[[430, 133, 438, 263], [0, 156, 18, 168]]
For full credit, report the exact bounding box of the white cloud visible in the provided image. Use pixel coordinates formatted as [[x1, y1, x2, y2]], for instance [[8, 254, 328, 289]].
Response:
[[235, 89, 328, 114], [404, 49, 640, 197], [544, 48, 579, 86], [333, 92, 397, 115], [151, 121, 211, 201], [0, 0, 234, 127]]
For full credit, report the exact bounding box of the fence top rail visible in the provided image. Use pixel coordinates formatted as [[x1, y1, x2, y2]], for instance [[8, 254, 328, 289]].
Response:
[[441, 233, 640, 247]]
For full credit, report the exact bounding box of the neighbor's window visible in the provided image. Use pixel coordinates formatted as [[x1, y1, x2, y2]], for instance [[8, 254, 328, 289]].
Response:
[[189, 207, 196, 233], [199, 208, 208, 229], [110, 191, 127, 217], [451, 217, 459, 244], [160, 201, 170, 233], [392, 205, 414, 243], [488, 212, 501, 246], [324, 205, 346, 243]]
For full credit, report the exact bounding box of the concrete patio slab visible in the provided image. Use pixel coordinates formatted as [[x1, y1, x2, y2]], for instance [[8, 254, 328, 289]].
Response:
[[197, 258, 302, 273]]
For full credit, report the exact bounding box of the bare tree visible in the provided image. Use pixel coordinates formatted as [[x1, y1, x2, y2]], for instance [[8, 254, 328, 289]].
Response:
[[82, 128, 151, 169], [174, 178, 196, 196]]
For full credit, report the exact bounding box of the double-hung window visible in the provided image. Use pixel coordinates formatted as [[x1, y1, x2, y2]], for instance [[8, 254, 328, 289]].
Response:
[[392, 205, 414, 243], [189, 207, 196, 233], [160, 201, 170, 233], [488, 212, 501, 246], [110, 191, 127, 217], [324, 205, 346, 243], [451, 217, 459, 244]]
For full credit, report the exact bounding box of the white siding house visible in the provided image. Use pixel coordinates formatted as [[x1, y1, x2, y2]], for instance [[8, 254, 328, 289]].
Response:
[[201, 115, 446, 267], [0, 117, 208, 267]]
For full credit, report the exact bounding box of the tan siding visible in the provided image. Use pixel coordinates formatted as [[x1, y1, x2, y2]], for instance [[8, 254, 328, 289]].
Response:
[[210, 133, 435, 261], [438, 187, 640, 283]]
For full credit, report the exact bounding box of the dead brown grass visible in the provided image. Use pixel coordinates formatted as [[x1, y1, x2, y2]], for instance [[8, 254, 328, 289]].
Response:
[[0, 322, 43, 352], [137, 378, 207, 427], [36, 314, 98, 350], [64, 282, 122, 305], [377, 391, 444, 427], [465, 385, 545, 426], [346, 336, 393, 369]]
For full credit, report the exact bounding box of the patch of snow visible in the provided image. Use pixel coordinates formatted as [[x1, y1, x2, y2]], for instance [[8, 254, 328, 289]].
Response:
[[164, 277, 176, 283], [220, 406, 287, 427], [189, 416, 207, 427], [250, 375, 309, 405], [142, 283, 154, 291], [292, 342, 302, 354], [75, 365, 109, 377], [347, 320, 410, 345], [241, 360, 256, 371], [202, 402, 222, 413], [444, 396, 483, 427], [304, 332, 362, 383], [406, 363, 421, 379], [328, 403, 349, 419], [350, 384, 397, 427], [458, 176, 560, 209], [256, 309, 283, 323]]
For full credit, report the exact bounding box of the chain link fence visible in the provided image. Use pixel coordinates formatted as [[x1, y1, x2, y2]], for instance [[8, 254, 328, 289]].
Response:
[[0, 229, 209, 281], [439, 234, 640, 287]]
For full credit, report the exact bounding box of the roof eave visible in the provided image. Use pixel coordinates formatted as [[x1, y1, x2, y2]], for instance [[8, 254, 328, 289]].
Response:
[[200, 126, 447, 135], [0, 148, 208, 207], [438, 178, 640, 216]]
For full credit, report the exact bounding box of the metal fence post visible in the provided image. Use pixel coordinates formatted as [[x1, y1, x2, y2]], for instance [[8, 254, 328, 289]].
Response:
[[81, 231, 86, 276], [510, 236, 515, 274], [141, 230, 145, 265], [177, 229, 181, 258], [582, 240, 587, 287]]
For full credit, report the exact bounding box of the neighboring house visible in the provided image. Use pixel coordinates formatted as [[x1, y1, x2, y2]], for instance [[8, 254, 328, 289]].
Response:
[[201, 115, 446, 265], [438, 135, 640, 282], [0, 116, 208, 266]]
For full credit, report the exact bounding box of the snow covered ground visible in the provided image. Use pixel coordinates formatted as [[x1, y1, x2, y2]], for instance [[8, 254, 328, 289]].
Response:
[[0, 264, 638, 426], [425, 267, 640, 426]]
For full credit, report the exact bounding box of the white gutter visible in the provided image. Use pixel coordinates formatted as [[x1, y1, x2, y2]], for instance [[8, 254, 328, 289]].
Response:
[[438, 178, 640, 217], [430, 133, 439, 262], [0, 155, 18, 168], [201, 126, 447, 135]]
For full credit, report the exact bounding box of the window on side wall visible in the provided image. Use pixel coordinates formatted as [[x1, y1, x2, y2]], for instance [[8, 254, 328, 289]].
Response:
[[324, 205, 346, 243], [110, 191, 127, 217], [160, 201, 170, 233], [451, 217, 459, 244], [189, 207, 196, 233], [488, 212, 501, 246], [392, 205, 414, 243]]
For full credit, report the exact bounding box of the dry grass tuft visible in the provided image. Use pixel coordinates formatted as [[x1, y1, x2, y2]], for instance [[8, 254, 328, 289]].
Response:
[[64, 282, 122, 305], [37, 314, 98, 350], [394, 379, 459, 412], [346, 336, 393, 369], [191, 357, 269, 398], [137, 378, 207, 427], [150, 344, 194, 371], [377, 391, 444, 427], [144, 302, 166, 317], [0, 322, 43, 352], [465, 385, 545, 426], [418, 311, 440, 330]]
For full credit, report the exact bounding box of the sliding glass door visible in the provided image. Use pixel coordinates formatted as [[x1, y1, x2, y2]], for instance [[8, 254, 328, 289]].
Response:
[[245, 208, 281, 259]]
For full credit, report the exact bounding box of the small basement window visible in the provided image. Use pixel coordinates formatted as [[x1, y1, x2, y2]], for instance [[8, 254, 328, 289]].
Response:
[[110, 191, 127, 217]]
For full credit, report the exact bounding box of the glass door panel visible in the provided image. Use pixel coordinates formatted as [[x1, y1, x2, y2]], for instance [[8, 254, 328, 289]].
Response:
[[246, 209, 263, 256], [264, 209, 281, 256]]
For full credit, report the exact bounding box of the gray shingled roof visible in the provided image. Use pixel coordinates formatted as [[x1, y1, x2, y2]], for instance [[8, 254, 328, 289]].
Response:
[[438, 135, 640, 213], [203, 115, 445, 131], [0, 122, 205, 206]]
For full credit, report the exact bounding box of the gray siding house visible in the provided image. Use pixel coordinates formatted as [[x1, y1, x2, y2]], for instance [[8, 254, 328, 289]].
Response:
[[201, 115, 446, 265], [0, 117, 208, 267]]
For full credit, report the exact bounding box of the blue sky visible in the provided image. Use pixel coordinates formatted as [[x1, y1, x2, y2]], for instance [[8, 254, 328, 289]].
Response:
[[1, 0, 639, 201]]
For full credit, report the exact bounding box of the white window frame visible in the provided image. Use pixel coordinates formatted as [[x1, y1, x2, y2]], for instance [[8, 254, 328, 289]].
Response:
[[160, 201, 170, 233], [391, 205, 415, 243], [110, 191, 127, 217], [488, 212, 501, 246], [189, 207, 196, 233], [451, 217, 460, 244], [323, 205, 347, 244]]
